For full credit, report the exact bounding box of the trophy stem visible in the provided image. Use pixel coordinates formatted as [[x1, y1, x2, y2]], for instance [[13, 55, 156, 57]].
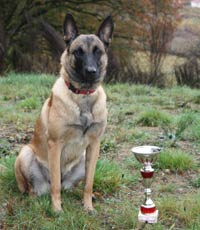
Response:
[[141, 188, 156, 214], [140, 164, 157, 217]]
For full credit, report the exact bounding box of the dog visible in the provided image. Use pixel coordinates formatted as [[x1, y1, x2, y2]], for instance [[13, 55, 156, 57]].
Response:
[[14, 14, 114, 212]]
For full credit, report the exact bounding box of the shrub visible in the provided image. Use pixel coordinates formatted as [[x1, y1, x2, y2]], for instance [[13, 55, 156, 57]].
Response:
[[175, 58, 200, 88]]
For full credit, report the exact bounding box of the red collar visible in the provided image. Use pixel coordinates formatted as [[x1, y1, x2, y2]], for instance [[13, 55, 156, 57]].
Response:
[[65, 81, 95, 95]]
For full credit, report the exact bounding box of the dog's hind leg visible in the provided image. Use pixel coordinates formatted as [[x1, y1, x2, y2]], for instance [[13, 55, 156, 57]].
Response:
[[15, 145, 50, 196], [29, 157, 50, 196], [15, 145, 34, 194], [62, 155, 85, 190]]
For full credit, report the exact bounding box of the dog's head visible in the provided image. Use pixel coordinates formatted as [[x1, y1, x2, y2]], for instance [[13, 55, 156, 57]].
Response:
[[61, 14, 114, 90]]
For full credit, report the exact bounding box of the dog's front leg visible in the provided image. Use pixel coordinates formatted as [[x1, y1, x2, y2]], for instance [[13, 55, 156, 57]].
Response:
[[84, 139, 100, 212], [48, 140, 62, 212]]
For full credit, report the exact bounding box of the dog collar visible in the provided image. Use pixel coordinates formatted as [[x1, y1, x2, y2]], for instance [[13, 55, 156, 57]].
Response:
[[65, 81, 95, 95]]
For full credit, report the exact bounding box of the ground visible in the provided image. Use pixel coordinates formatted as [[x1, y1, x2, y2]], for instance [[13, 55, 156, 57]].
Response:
[[0, 73, 200, 229]]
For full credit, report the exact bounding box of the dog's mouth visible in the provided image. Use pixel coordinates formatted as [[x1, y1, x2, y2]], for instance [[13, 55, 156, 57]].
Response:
[[70, 71, 101, 87], [79, 72, 101, 85], [77, 79, 101, 91], [80, 81, 99, 90]]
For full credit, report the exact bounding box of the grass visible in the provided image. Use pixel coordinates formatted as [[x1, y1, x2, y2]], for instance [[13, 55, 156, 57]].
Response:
[[0, 73, 200, 229], [0, 139, 12, 157], [0, 156, 128, 229], [180, 114, 200, 141], [158, 194, 200, 229], [158, 183, 176, 193], [158, 111, 199, 147], [175, 112, 197, 138], [100, 138, 117, 155], [191, 177, 200, 188], [0, 72, 54, 130], [17, 97, 40, 112], [136, 109, 172, 127], [1, 194, 101, 229], [157, 149, 195, 172], [94, 159, 126, 194]]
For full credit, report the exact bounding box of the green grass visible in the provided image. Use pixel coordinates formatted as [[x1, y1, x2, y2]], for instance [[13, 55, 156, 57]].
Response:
[[157, 149, 195, 172], [175, 112, 197, 138], [100, 138, 117, 155], [0, 156, 131, 229], [136, 109, 172, 127], [180, 115, 200, 141], [0, 139, 12, 157], [94, 159, 123, 194], [191, 177, 200, 188], [1, 194, 101, 229], [158, 183, 176, 193], [0, 73, 55, 129], [0, 73, 200, 229], [0, 157, 17, 194], [94, 159, 136, 195], [193, 95, 200, 104], [158, 194, 200, 229], [17, 97, 40, 111]]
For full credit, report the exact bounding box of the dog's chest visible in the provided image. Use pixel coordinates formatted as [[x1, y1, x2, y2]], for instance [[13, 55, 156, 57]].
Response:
[[70, 95, 99, 135], [60, 96, 102, 171], [79, 96, 93, 125]]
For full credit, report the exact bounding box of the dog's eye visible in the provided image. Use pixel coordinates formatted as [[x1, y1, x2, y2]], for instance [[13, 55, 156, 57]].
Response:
[[93, 46, 102, 56], [74, 48, 84, 57]]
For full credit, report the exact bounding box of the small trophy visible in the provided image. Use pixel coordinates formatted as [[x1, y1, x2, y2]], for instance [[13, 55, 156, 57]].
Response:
[[131, 145, 161, 223]]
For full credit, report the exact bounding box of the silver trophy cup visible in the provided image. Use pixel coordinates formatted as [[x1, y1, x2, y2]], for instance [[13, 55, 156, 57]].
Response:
[[131, 146, 161, 223]]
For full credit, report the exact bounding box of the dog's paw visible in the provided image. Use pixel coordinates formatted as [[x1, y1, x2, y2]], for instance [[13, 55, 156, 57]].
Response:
[[83, 205, 97, 215], [52, 206, 63, 213], [52, 201, 63, 212]]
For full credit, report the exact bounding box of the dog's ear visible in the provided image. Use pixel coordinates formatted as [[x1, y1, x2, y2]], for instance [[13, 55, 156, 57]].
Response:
[[63, 14, 78, 45], [97, 16, 114, 47]]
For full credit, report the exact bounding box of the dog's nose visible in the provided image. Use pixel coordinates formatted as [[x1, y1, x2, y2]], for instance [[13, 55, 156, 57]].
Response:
[[85, 66, 97, 75]]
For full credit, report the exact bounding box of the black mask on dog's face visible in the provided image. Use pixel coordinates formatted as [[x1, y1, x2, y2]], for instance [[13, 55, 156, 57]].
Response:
[[71, 36, 103, 84]]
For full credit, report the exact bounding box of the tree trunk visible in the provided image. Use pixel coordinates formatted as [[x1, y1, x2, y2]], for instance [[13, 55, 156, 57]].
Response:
[[40, 21, 65, 61]]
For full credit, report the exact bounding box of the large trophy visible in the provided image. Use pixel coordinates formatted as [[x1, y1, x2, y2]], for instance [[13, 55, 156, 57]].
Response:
[[131, 146, 161, 223]]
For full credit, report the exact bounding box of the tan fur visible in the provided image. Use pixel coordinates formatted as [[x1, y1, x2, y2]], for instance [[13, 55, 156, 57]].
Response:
[[15, 37, 108, 212]]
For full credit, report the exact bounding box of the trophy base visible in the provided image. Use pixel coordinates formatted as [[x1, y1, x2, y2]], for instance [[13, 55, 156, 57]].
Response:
[[138, 210, 158, 223]]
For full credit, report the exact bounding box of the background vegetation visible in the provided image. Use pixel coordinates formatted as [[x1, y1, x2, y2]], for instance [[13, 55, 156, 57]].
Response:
[[1, 0, 200, 87]]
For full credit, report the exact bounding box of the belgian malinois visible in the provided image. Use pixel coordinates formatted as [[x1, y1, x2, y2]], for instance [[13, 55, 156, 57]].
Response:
[[14, 14, 114, 212]]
